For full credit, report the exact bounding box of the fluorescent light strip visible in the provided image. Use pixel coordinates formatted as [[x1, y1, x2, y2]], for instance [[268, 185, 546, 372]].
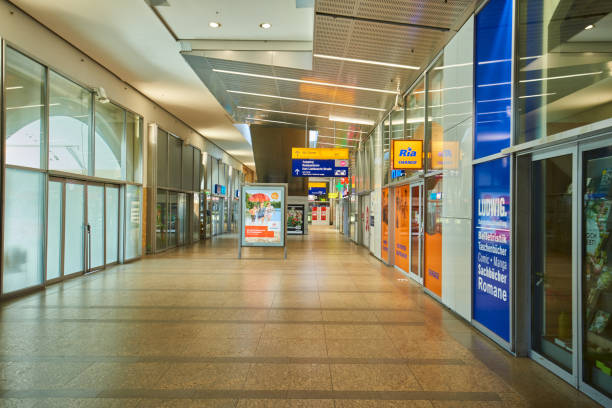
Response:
[[414, 85, 471, 94], [518, 92, 556, 99], [314, 53, 419, 70], [477, 82, 511, 88], [477, 97, 511, 103], [478, 58, 512, 65], [246, 117, 304, 126], [229, 90, 386, 111], [318, 141, 356, 147], [520, 71, 602, 83], [318, 135, 354, 141], [477, 110, 508, 115], [6, 86, 23, 90], [7, 103, 59, 110], [238, 106, 327, 118], [434, 62, 473, 70], [310, 126, 368, 134], [214, 69, 397, 94]]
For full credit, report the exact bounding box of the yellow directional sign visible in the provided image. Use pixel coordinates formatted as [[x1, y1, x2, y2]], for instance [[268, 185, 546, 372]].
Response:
[[308, 182, 327, 189], [328, 192, 339, 199], [292, 148, 349, 160]]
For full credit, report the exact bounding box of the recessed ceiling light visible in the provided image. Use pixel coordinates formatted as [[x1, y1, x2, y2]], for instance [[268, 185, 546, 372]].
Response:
[[213, 69, 397, 94], [585, 24, 595, 30], [329, 114, 375, 126], [238, 106, 327, 118], [259, 22, 272, 29], [209, 21, 221, 28]]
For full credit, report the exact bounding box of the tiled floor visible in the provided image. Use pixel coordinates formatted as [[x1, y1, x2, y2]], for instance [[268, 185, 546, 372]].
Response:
[[0, 226, 602, 407]]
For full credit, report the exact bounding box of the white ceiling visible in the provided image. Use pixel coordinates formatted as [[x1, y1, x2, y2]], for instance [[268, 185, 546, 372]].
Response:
[[157, 0, 314, 41], [11, 0, 256, 168]]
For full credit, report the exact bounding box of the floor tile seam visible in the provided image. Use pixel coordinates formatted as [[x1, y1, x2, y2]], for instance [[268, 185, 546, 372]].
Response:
[[6, 318, 426, 326], [56, 289, 395, 293], [0, 356, 466, 365], [0, 389, 503, 401], [16, 306, 418, 312]]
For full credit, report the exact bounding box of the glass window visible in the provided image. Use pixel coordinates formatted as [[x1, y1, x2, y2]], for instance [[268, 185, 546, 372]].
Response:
[[3, 169, 45, 293], [95, 101, 124, 179], [383, 115, 391, 185], [125, 185, 142, 260], [518, 1, 612, 143], [212, 158, 219, 191], [5, 48, 46, 169], [156, 189, 167, 250], [182, 145, 193, 191], [583, 146, 612, 398], [169, 136, 182, 190], [193, 149, 201, 192], [157, 129, 168, 188], [87, 185, 105, 269], [426, 17, 474, 218], [49, 71, 91, 175], [126, 112, 142, 183]]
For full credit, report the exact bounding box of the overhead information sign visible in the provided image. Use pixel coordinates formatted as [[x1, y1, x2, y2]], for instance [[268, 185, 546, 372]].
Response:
[[392, 140, 423, 170], [292, 148, 349, 160], [292, 159, 348, 177]]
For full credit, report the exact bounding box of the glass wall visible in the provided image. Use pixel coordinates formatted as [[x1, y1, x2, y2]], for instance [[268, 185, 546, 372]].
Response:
[[2, 169, 45, 293], [49, 71, 91, 175], [518, 2, 612, 143], [157, 129, 169, 187], [126, 112, 142, 183], [5, 47, 45, 169], [106, 186, 120, 264], [156, 189, 168, 250], [95, 101, 124, 180], [125, 185, 142, 260], [47, 181, 63, 281]]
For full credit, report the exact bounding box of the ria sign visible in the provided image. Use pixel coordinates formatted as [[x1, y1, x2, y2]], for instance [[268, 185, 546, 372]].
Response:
[[392, 140, 423, 170]]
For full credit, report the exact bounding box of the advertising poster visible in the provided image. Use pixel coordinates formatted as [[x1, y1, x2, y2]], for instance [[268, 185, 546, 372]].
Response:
[[425, 176, 443, 297], [382, 188, 389, 260], [287, 204, 304, 235], [473, 158, 510, 342], [394, 185, 411, 273], [392, 140, 423, 170], [242, 186, 285, 247]]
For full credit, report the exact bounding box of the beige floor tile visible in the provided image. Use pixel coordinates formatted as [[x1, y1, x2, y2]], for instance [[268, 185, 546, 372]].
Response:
[[66, 362, 170, 390], [325, 338, 401, 359], [158, 362, 250, 390], [330, 364, 422, 391], [245, 363, 332, 390], [409, 365, 511, 392]]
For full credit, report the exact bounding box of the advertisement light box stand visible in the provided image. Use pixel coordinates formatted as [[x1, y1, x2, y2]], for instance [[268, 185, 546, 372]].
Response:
[[238, 183, 288, 259]]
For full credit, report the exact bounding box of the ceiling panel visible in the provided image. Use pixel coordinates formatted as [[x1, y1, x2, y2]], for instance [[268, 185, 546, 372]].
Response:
[[179, 0, 477, 152]]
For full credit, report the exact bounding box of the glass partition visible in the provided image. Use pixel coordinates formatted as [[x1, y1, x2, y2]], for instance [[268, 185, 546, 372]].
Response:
[[169, 136, 182, 190], [157, 129, 168, 188], [47, 181, 63, 281], [518, 1, 612, 143], [125, 185, 142, 260], [182, 145, 193, 191], [2, 169, 45, 293], [383, 114, 391, 185], [105, 186, 119, 264], [49, 71, 91, 175], [126, 112, 142, 182], [156, 189, 168, 250], [95, 101, 124, 180], [5, 48, 45, 169]]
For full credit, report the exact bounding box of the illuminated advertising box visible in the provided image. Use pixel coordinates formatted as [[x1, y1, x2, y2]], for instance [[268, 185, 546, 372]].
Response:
[[392, 140, 423, 170]]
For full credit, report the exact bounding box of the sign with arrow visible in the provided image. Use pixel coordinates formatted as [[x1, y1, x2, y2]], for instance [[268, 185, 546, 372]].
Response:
[[292, 159, 348, 177]]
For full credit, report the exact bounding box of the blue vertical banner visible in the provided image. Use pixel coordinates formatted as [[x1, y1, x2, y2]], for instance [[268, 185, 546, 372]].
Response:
[[474, 0, 513, 159], [473, 157, 511, 342]]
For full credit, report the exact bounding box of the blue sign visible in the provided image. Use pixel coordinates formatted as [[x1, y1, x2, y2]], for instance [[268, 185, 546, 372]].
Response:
[[473, 157, 510, 342], [308, 187, 327, 196], [474, 0, 512, 159], [292, 159, 348, 177], [214, 184, 226, 195]]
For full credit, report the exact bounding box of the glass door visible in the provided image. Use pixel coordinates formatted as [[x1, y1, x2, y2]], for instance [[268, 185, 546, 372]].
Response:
[[409, 183, 424, 282], [46, 180, 63, 282], [581, 142, 612, 402], [87, 184, 105, 271], [531, 149, 576, 380], [64, 180, 86, 276]]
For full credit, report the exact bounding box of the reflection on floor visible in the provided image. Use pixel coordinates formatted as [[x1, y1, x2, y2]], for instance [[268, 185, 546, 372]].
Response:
[[0, 226, 601, 407]]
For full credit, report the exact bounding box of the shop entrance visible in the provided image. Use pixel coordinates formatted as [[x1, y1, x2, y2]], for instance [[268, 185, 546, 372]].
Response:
[[47, 178, 120, 283], [526, 138, 612, 404], [394, 182, 423, 283]]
